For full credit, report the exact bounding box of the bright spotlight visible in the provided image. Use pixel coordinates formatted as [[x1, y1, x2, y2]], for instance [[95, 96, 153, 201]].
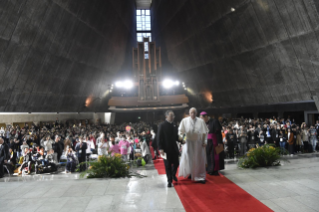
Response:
[[124, 80, 133, 89], [115, 81, 123, 88], [175, 81, 180, 86], [162, 79, 174, 89]]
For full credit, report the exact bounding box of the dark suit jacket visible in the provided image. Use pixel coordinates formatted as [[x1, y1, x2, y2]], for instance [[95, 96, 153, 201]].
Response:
[[157, 120, 179, 156], [0, 143, 9, 163], [9, 152, 17, 165], [75, 142, 87, 158]]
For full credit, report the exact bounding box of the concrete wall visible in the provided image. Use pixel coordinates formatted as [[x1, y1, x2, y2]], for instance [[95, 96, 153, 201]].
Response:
[[0, 113, 93, 125], [0, 112, 117, 125], [152, 0, 319, 109], [0, 0, 136, 112]]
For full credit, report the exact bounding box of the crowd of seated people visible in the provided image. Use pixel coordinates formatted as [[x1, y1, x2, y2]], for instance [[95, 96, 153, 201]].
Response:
[[1, 115, 318, 177], [220, 116, 319, 158], [0, 120, 154, 176]]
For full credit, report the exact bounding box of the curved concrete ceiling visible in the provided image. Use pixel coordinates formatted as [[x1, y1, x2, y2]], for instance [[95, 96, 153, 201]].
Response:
[[151, 0, 319, 109], [0, 0, 136, 112], [1, 0, 319, 112], [136, 0, 152, 9]]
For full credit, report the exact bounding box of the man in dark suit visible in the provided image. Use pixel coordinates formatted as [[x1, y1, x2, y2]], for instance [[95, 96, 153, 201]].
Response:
[[75, 136, 87, 172], [52, 135, 64, 162], [0, 137, 9, 178], [157, 110, 181, 187]]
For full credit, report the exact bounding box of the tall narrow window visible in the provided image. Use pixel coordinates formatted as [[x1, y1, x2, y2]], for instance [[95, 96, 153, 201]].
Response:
[[136, 9, 151, 42]]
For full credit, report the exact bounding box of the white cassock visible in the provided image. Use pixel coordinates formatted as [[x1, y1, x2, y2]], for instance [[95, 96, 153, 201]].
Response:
[[178, 117, 208, 181]]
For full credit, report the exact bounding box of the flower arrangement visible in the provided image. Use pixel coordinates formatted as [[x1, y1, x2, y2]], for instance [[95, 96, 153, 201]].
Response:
[[79, 154, 146, 179], [238, 144, 283, 168]]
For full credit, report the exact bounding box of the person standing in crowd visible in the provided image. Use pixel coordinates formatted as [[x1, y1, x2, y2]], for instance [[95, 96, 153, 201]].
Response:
[[200, 112, 224, 176], [271, 124, 278, 147], [64, 136, 73, 152], [12, 138, 20, 158], [309, 125, 317, 152], [301, 123, 309, 153], [96, 132, 106, 147], [239, 126, 247, 155], [118, 135, 130, 161], [292, 126, 297, 154], [253, 127, 259, 147], [258, 129, 265, 146], [158, 110, 180, 187], [226, 128, 236, 159], [151, 128, 159, 160], [52, 135, 64, 162], [43, 135, 53, 153], [75, 136, 87, 172], [5, 147, 17, 174], [98, 138, 109, 156], [287, 128, 294, 156], [265, 124, 272, 144], [65, 147, 76, 173], [84, 135, 95, 155], [127, 135, 134, 160], [140, 137, 151, 164], [140, 131, 150, 147], [279, 130, 286, 154], [109, 139, 120, 156], [178, 108, 208, 184], [247, 126, 256, 150], [0, 138, 9, 178], [295, 126, 302, 153], [18, 147, 33, 175]]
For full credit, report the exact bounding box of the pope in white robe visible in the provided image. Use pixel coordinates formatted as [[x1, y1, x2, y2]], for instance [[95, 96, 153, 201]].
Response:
[[178, 108, 209, 182]]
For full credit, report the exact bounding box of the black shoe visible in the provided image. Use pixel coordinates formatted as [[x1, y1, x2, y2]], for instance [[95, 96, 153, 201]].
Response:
[[188, 175, 192, 179], [207, 172, 213, 175], [167, 182, 172, 187], [212, 171, 219, 176], [173, 176, 178, 182], [152, 156, 157, 160], [196, 180, 206, 184]]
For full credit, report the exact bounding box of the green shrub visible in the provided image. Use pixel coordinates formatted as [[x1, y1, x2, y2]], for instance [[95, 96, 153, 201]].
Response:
[[79, 154, 146, 179], [238, 144, 284, 168]]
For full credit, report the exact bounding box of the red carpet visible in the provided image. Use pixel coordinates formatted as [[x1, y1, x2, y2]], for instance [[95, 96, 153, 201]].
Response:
[[150, 144, 272, 212], [153, 158, 166, 175], [150, 143, 166, 175]]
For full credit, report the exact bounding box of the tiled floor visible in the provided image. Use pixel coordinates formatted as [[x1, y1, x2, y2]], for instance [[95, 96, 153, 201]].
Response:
[[221, 153, 319, 212], [0, 166, 185, 212], [1, 153, 319, 212]]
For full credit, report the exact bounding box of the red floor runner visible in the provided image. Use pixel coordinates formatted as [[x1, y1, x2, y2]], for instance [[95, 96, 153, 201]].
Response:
[[150, 144, 272, 212], [150, 143, 166, 175]]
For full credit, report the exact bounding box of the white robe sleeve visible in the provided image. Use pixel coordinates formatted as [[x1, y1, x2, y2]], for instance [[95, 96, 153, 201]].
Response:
[[178, 118, 186, 136], [200, 119, 209, 145]]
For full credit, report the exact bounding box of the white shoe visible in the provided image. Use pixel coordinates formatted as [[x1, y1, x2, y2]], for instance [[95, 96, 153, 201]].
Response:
[[290, 154, 293, 156]]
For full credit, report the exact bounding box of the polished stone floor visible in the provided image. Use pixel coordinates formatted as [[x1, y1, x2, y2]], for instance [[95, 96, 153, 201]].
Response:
[[1, 153, 319, 212], [0, 165, 185, 212], [221, 153, 319, 212]]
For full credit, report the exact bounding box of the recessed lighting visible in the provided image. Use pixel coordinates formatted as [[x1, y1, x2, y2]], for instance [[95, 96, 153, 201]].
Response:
[[231, 7, 235, 12]]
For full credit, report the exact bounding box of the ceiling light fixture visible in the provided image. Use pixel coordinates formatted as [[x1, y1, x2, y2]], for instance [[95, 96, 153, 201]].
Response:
[[114, 80, 134, 90], [162, 79, 180, 89]]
